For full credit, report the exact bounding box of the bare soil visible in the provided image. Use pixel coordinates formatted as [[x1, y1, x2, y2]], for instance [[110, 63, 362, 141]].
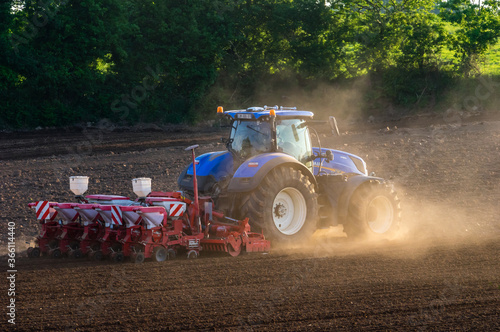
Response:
[[1, 114, 499, 331]]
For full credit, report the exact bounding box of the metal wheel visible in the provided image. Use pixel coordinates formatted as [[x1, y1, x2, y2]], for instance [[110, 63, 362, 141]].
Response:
[[167, 248, 176, 260], [112, 252, 124, 263], [187, 250, 198, 259], [240, 166, 318, 243], [133, 252, 145, 264], [93, 250, 103, 261], [31, 247, 41, 258], [344, 181, 401, 239], [366, 196, 394, 234], [272, 187, 307, 236], [51, 248, 62, 259], [153, 247, 168, 262]]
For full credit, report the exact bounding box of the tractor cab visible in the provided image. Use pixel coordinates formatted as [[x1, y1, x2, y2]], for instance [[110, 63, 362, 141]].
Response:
[[225, 106, 314, 168]]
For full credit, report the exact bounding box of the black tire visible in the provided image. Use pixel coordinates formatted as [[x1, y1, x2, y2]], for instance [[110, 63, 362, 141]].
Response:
[[187, 250, 198, 259], [73, 249, 83, 259], [344, 182, 402, 239], [112, 252, 125, 263], [153, 247, 168, 262], [51, 248, 62, 259], [31, 247, 41, 258], [93, 250, 103, 261], [133, 252, 145, 264], [240, 166, 318, 243], [167, 248, 176, 260]]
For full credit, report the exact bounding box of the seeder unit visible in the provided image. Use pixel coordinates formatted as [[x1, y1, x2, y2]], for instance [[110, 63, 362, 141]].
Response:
[[27, 145, 270, 263]]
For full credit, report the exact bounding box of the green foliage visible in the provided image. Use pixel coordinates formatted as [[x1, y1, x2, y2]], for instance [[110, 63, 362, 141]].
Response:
[[0, 0, 499, 129], [439, 0, 500, 76], [4, 0, 129, 127], [110, 0, 232, 123], [483, 40, 500, 75]]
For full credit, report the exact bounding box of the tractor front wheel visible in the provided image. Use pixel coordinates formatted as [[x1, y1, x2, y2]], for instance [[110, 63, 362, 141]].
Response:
[[241, 167, 318, 243], [344, 182, 401, 239]]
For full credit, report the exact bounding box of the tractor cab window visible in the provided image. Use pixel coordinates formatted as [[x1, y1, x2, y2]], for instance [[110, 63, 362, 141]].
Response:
[[276, 119, 312, 166], [229, 120, 272, 159]]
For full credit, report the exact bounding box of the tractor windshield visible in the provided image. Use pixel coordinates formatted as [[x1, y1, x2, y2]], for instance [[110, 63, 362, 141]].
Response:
[[229, 120, 272, 159], [228, 118, 312, 165], [276, 119, 312, 166]]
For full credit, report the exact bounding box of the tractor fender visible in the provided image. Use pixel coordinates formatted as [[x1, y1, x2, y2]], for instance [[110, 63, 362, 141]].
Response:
[[227, 152, 317, 193], [337, 175, 385, 219]]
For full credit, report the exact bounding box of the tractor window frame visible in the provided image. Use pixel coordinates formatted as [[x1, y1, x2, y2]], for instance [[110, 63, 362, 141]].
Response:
[[228, 119, 273, 159], [276, 119, 312, 167]]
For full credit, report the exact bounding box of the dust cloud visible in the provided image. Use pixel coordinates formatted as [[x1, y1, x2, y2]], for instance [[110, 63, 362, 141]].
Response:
[[274, 187, 499, 259], [251, 77, 369, 121]]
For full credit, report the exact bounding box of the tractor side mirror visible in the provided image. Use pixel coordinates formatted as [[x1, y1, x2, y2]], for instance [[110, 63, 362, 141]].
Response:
[[329, 116, 340, 136], [326, 150, 333, 162], [311, 149, 334, 162]]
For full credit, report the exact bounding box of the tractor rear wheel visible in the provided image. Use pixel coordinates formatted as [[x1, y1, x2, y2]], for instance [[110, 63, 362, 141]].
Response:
[[241, 166, 318, 243], [344, 182, 401, 239]]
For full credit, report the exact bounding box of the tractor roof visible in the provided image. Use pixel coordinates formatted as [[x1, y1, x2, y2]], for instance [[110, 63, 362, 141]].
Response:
[[222, 106, 314, 120]]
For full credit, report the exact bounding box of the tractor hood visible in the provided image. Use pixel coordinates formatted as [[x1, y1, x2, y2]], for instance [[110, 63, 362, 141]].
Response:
[[312, 148, 367, 176]]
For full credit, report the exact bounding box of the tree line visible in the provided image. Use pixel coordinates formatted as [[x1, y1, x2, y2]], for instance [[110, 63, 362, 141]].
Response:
[[1, 0, 499, 128]]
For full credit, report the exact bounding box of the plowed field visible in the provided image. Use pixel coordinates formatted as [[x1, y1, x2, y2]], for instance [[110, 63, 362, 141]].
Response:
[[1, 114, 499, 331]]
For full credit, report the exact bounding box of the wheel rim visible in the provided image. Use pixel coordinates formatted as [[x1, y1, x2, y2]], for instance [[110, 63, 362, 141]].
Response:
[[116, 253, 124, 262], [53, 249, 61, 258], [272, 187, 307, 235], [366, 195, 394, 234], [134, 253, 144, 263], [167, 249, 176, 260], [155, 248, 167, 262]]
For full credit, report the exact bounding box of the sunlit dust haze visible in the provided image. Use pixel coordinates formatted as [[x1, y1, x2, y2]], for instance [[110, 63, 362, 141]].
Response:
[[272, 118, 500, 258]]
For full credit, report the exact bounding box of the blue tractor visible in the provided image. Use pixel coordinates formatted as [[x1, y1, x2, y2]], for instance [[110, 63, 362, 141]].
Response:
[[178, 106, 401, 243]]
